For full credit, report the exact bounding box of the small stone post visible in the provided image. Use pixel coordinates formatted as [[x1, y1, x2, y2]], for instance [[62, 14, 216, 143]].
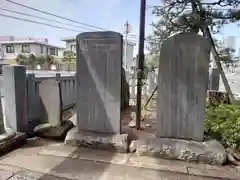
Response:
[[38, 75, 61, 127], [2, 65, 28, 133]]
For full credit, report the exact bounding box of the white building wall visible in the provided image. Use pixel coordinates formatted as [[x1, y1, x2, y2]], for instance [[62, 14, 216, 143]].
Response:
[[64, 40, 135, 69], [0, 43, 63, 64]]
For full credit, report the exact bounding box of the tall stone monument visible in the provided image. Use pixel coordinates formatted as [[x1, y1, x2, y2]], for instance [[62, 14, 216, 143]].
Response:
[[156, 32, 211, 142], [129, 33, 226, 165], [75, 31, 122, 134], [65, 31, 128, 152]]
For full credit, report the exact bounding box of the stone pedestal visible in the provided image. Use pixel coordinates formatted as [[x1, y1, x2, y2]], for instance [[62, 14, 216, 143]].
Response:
[[156, 32, 211, 142]]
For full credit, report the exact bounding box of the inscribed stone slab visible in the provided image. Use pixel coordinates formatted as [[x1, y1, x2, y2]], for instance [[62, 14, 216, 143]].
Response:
[[76, 31, 122, 134], [38, 79, 61, 127], [156, 32, 211, 141]]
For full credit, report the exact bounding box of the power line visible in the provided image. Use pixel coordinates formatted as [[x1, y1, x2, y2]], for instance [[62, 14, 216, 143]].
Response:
[[0, 13, 82, 32], [0, 7, 96, 31], [0, 12, 150, 44], [0, 7, 143, 42], [5, 0, 139, 38]]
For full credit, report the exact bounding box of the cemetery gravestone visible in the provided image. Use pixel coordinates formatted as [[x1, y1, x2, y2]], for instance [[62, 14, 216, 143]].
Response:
[[156, 32, 211, 141], [209, 68, 220, 90], [76, 31, 122, 134], [38, 79, 61, 127]]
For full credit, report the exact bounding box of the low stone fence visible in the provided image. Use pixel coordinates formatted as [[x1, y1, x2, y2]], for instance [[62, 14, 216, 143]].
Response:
[[1, 65, 76, 133]]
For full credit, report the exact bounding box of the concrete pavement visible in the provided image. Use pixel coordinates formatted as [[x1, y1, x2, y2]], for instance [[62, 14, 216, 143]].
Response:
[[0, 138, 239, 180]]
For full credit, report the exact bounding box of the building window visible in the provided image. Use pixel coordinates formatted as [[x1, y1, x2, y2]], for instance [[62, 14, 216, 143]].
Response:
[[22, 45, 30, 53], [70, 45, 76, 52], [40, 45, 44, 53], [6, 44, 14, 53], [49, 47, 58, 56], [49, 47, 55, 55]]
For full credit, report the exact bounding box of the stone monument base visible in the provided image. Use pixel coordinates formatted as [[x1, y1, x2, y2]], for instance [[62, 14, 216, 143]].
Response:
[[34, 120, 74, 140], [129, 137, 227, 165], [65, 127, 129, 153], [0, 132, 27, 155]]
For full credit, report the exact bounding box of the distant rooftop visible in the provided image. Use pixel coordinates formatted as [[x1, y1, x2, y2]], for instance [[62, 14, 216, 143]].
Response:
[[61, 36, 136, 46], [0, 36, 64, 49]]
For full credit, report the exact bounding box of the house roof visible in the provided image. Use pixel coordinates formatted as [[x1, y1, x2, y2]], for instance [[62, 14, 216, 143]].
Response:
[[0, 40, 65, 49], [61, 36, 136, 46]]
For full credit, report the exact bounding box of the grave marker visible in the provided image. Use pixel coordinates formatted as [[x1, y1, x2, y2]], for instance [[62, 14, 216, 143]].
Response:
[[38, 78, 61, 127], [156, 32, 211, 141], [76, 31, 122, 134]]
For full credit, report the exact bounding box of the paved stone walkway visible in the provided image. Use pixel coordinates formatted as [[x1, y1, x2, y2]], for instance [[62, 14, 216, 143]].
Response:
[[0, 138, 239, 180]]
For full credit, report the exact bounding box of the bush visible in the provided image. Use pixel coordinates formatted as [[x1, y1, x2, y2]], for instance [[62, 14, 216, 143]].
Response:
[[205, 104, 240, 149]]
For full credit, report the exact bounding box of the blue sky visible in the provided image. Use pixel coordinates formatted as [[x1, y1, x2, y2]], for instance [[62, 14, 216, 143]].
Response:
[[0, 0, 240, 56]]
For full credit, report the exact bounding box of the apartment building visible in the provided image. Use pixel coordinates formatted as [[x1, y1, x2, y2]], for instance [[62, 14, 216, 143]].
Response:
[[0, 36, 64, 64], [61, 36, 136, 69]]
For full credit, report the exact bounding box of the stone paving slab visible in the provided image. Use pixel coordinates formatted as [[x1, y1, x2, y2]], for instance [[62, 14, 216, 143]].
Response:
[[0, 160, 217, 180], [0, 140, 239, 179], [38, 143, 239, 179], [0, 169, 14, 179]]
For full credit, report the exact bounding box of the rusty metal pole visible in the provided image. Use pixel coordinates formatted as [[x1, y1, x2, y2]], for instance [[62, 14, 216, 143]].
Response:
[[136, 0, 146, 130]]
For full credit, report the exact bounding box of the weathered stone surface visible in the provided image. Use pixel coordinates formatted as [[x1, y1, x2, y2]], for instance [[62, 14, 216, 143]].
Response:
[[2, 65, 28, 133], [35, 120, 73, 140], [121, 67, 130, 109], [130, 138, 227, 165], [157, 32, 211, 141], [0, 132, 26, 155], [33, 123, 52, 133], [65, 127, 129, 153], [208, 68, 220, 91], [38, 79, 61, 127], [0, 129, 16, 143], [76, 31, 122, 134]]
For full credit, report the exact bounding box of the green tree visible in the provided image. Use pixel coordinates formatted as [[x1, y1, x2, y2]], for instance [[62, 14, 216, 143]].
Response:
[[35, 56, 46, 69], [15, 54, 28, 65], [148, 0, 240, 67], [46, 55, 55, 70], [28, 54, 37, 70], [62, 50, 76, 71]]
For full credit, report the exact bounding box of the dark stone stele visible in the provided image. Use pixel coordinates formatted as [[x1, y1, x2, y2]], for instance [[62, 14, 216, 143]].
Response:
[[76, 31, 122, 134], [65, 31, 130, 151]]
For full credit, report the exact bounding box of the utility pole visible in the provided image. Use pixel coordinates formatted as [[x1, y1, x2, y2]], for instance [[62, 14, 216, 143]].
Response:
[[136, 0, 146, 130], [124, 21, 131, 70]]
